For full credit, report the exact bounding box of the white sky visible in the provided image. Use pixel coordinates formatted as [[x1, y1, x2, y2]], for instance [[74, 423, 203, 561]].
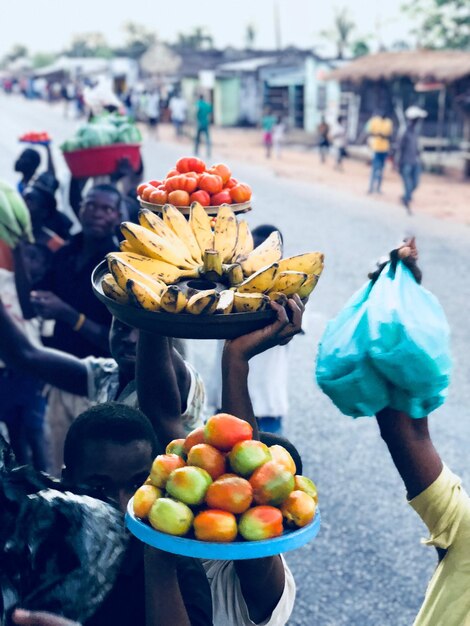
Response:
[[0, 0, 414, 58]]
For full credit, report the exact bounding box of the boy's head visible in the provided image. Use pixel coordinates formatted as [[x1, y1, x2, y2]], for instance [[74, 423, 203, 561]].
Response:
[[109, 318, 139, 378], [79, 184, 122, 240], [15, 148, 40, 177], [251, 224, 283, 249], [62, 402, 158, 513], [22, 243, 53, 285]]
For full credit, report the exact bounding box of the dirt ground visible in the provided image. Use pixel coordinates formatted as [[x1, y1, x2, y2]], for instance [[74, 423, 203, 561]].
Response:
[[157, 124, 470, 226]]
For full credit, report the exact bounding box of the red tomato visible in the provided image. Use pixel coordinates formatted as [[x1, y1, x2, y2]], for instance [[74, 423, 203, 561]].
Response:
[[190, 190, 211, 207], [225, 177, 238, 189], [168, 190, 190, 206], [208, 163, 231, 185], [164, 175, 198, 193], [198, 173, 223, 195], [210, 190, 232, 206], [142, 185, 157, 201], [166, 169, 179, 178], [149, 189, 168, 204], [230, 183, 252, 203], [137, 183, 149, 197], [148, 179, 162, 187], [176, 157, 206, 174]]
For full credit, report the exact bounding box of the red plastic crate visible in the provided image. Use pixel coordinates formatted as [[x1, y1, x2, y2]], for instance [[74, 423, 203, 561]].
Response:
[[63, 143, 141, 178]]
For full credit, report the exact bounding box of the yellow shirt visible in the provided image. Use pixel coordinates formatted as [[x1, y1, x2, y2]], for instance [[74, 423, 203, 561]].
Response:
[[367, 116, 393, 153], [409, 465, 470, 626]]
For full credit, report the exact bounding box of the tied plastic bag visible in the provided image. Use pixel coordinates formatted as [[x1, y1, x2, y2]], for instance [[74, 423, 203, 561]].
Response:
[[367, 261, 451, 417], [316, 283, 390, 417]]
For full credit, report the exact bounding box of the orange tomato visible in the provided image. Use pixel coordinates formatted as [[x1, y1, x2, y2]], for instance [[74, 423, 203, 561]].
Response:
[[198, 173, 223, 195], [183, 426, 206, 453], [166, 169, 179, 178], [187, 443, 226, 481], [208, 163, 231, 185], [176, 157, 206, 174], [149, 189, 168, 204], [168, 190, 190, 206], [210, 190, 232, 206], [190, 190, 211, 206], [164, 175, 198, 193], [148, 179, 162, 187], [225, 177, 238, 189], [193, 510, 238, 542], [137, 183, 149, 197], [142, 185, 157, 201], [230, 183, 252, 203], [205, 475, 253, 514]]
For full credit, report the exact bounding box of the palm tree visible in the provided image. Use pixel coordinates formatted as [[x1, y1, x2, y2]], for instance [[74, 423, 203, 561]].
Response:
[[320, 8, 356, 59]]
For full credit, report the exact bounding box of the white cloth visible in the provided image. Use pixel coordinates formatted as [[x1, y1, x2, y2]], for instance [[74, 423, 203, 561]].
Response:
[[169, 96, 187, 122], [203, 556, 296, 626], [145, 93, 160, 119], [331, 122, 347, 149]]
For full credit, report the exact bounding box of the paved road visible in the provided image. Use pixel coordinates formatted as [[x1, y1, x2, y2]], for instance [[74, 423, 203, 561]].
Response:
[[2, 95, 470, 625]]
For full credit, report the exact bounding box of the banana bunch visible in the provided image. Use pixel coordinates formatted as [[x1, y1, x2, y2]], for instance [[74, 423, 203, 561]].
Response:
[[102, 202, 324, 315], [0, 180, 33, 247]]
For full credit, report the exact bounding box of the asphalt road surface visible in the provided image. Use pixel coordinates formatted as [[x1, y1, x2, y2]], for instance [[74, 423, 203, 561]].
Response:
[[1, 95, 470, 626]]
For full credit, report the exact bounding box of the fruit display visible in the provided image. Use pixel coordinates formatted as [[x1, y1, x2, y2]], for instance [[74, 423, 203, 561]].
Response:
[[137, 157, 252, 209], [19, 131, 51, 144], [132, 414, 319, 542], [101, 202, 324, 320], [0, 179, 33, 248], [60, 112, 141, 152]]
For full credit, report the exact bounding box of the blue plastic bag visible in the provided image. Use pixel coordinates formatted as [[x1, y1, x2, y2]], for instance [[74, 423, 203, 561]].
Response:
[[316, 283, 390, 417]]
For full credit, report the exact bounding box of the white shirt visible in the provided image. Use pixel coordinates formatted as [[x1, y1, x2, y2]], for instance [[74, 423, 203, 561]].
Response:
[[146, 93, 160, 118], [169, 96, 187, 122]]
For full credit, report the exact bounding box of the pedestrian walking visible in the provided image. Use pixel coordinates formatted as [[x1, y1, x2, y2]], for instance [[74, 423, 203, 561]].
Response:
[[272, 116, 286, 159], [331, 115, 348, 171], [317, 116, 330, 163], [169, 91, 187, 138], [194, 94, 212, 158], [366, 110, 393, 194], [261, 109, 277, 158], [398, 106, 428, 214], [145, 90, 160, 139]]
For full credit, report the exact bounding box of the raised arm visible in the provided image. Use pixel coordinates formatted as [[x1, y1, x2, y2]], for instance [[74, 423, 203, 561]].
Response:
[[0, 298, 88, 396]]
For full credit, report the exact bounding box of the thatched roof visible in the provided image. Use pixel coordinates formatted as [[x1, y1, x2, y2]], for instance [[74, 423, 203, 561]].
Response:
[[328, 51, 470, 84]]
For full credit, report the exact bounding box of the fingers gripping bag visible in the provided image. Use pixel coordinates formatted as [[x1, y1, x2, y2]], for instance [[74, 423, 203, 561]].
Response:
[[366, 260, 452, 417], [315, 283, 390, 417]]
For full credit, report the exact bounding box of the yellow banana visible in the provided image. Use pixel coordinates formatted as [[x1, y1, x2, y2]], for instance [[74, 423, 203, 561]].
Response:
[[138, 209, 194, 263], [239, 231, 283, 276], [186, 289, 219, 315], [203, 249, 223, 281], [233, 292, 270, 313], [120, 239, 138, 254], [271, 271, 307, 296], [107, 252, 200, 284], [215, 289, 234, 314], [101, 273, 129, 304], [297, 274, 319, 299], [277, 252, 324, 276], [160, 285, 188, 313], [126, 279, 161, 311], [190, 201, 214, 254], [213, 204, 238, 263], [108, 257, 166, 296], [268, 292, 288, 307], [120, 222, 196, 270], [162, 204, 203, 265], [237, 262, 279, 294], [233, 220, 254, 259], [223, 263, 244, 286]]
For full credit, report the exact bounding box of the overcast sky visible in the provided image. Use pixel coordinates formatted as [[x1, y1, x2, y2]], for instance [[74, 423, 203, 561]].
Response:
[[0, 0, 414, 57]]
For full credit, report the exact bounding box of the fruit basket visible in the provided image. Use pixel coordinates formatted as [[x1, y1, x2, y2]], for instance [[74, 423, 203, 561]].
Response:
[[92, 260, 277, 339], [139, 198, 251, 217], [19, 131, 51, 145], [126, 500, 321, 560], [63, 143, 141, 178]]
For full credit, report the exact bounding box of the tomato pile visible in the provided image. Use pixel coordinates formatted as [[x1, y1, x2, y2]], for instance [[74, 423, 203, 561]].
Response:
[[19, 131, 51, 143], [137, 157, 252, 208]]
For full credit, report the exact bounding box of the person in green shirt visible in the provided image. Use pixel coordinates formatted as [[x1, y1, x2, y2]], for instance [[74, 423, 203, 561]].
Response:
[[262, 109, 277, 158], [194, 94, 213, 158]]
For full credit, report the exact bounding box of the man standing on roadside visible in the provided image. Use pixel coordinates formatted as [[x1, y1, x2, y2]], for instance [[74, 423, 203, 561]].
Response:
[[366, 110, 393, 195], [398, 106, 428, 214], [194, 93, 213, 158]]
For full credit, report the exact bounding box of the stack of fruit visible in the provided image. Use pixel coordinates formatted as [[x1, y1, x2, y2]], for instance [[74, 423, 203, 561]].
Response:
[[60, 112, 141, 153], [0, 180, 33, 248], [137, 157, 252, 208], [102, 202, 324, 315], [19, 131, 51, 144], [132, 414, 318, 542]]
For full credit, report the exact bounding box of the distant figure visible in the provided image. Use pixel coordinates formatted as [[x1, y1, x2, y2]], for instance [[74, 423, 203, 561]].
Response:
[[169, 91, 188, 138], [262, 109, 277, 158], [317, 116, 330, 163], [272, 116, 286, 159], [145, 90, 160, 139], [194, 94, 213, 158], [331, 115, 348, 171], [15, 148, 40, 195], [366, 110, 393, 194], [398, 106, 428, 214]]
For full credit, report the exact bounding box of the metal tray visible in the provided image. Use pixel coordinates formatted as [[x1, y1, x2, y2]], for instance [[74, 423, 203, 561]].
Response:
[[92, 261, 276, 339], [126, 498, 321, 560], [139, 198, 252, 217]]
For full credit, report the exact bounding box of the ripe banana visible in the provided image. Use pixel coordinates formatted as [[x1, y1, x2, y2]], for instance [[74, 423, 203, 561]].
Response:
[[138, 209, 194, 263], [271, 271, 307, 296], [203, 249, 223, 281], [101, 273, 129, 304], [190, 201, 214, 254], [127, 279, 161, 311], [186, 289, 219, 315], [0, 180, 33, 247], [237, 262, 279, 294], [160, 285, 188, 313], [277, 252, 324, 276], [239, 231, 283, 276], [213, 204, 238, 263], [233, 220, 254, 259], [215, 289, 234, 314], [223, 263, 244, 286], [233, 292, 270, 313], [107, 252, 200, 284], [297, 274, 319, 299], [120, 222, 197, 270], [120, 240, 137, 253], [162, 204, 203, 265], [108, 256, 166, 296], [269, 292, 288, 307]]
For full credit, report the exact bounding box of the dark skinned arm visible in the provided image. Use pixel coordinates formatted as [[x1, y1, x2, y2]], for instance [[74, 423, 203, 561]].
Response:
[[44, 143, 57, 179], [0, 298, 88, 396], [222, 297, 304, 624], [13, 243, 35, 319]]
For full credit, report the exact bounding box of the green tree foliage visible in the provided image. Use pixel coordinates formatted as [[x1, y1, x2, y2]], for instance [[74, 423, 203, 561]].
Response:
[[176, 26, 214, 50], [405, 0, 470, 49], [320, 8, 356, 59], [65, 33, 113, 58], [352, 39, 370, 57], [1, 44, 28, 67], [119, 21, 157, 59]]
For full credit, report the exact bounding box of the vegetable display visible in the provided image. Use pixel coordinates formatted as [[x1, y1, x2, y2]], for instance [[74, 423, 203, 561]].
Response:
[[0, 180, 33, 247], [60, 112, 141, 153]]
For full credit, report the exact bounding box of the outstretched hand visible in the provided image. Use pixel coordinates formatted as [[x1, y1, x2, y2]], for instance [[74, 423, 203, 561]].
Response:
[[368, 236, 422, 284], [12, 609, 80, 626]]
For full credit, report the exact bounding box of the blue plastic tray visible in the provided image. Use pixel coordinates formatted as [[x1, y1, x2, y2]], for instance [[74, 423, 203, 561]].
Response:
[[126, 498, 320, 560]]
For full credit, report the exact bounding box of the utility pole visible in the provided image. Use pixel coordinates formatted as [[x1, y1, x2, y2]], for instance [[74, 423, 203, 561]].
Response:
[[274, 0, 282, 50]]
